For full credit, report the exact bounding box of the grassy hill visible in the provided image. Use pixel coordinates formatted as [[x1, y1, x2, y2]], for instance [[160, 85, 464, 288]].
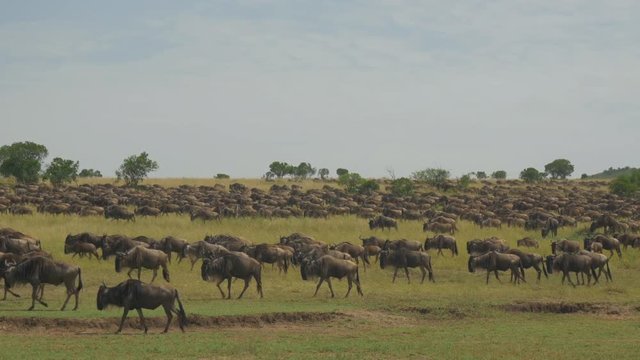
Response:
[[588, 166, 638, 179]]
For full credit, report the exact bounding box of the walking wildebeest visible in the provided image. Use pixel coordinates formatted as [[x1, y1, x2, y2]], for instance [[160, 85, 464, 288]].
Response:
[[546, 253, 594, 287], [3, 256, 82, 310], [200, 252, 263, 299], [97, 279, 187, 334], [300, 255, 363, 298], [468, 252, 525, 284], [551, 239, 580, 255], [115, 246, 170, 283], [368, 215, 398, 231], [424, 235, 458, 256], [379, 249, 434, 284], [516, 237, 539, 249], [505, 249, 547, 281]]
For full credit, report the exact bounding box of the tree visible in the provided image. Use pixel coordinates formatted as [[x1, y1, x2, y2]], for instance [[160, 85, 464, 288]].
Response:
[[115, 152, 158, 186], [338, 173, 363, 193], [458, 174, 471, 189], [390, 177, 414, 196], [544, 159, 575, 179], [412, 168, 450, 190], [475, 171, 487, 180], [580, 173, 588, 179], [43, 157, 79, 186], [294, 162, 316, 180], [358, 179, 380, 195], [520, 167, 543, 183], [491, 170, 507, 179], [215, 173, 230, 179], [78, 169, 102, 177], [318, 168, 329, 180], [268, 161, 290, 179], [0, 141, 48, 183], [610, 169, 640, 197], [336, 168, 349, 177]]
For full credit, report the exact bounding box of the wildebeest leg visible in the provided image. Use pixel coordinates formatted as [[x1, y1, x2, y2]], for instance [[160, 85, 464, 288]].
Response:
[[419, 266, 426, 284], [486, 270, 491, 284], [29, 284, 38, 310], [161, 306, 172, 333], [313, 278, 325, 296], [190, 259, 197, 271], [437, 248, 443, 256], [494, 271, 501, 283], [38, 285, 45, 300], [326, 277, 336, 298], [566, 271, 577, 287], [127, 268, 134, 279], [392, 267, 399, 283], [94, 252, 100, 261], [133, 308, 149, 333], [150, 269, 157, 283], [215, 278, 226, 298], [345, 276, 353, 298], [227, 278, 232, 299], [237, 279, 250, 299], [404, 267, 411, 284], [60, 289, 73, 311], [116, 308, 130, 334], [72, 253, 77, 259], [137, 267, 142, 280], [3, 286, 20, 300]]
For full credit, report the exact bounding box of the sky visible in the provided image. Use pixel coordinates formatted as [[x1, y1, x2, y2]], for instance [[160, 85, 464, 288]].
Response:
[[1, 1, 639, 178]]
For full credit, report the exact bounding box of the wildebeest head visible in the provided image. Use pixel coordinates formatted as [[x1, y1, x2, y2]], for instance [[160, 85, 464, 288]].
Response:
[[114, 252, 126, 273], [300, 257, 318, 281], [468, 256, 476, 273], [545, 255, 556, 274], [550, 241, 557, 255], [96, 284, 109, 310], [379, 250, 389, 269]]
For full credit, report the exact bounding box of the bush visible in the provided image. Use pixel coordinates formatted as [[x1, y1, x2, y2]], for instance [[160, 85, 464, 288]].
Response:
[[390, 177, 414, 196], [115, 152, 159, 187], [78, 169, 102, 177], [215, 173, 230, 179], [610, 169, 640, 197], [520, 167, 543, 183], [412, 168, 450, 190], [336, 168, 349, 177], [491, 170, 507, 179], [43, 157, 79, 186], [458, 174, 471, 189]]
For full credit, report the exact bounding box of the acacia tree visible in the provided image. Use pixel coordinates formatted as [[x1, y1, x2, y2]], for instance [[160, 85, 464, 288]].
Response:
[[0, 141, 48, 183], [520, 167, 543, 183], [115, 152, 158, 186], [544, 159, 574, 179], [412, 168, 450, 190], [268, 161, 290, 178], [491, 170, 507, 179], [43, 157, 79, 186], [336, 168, 349, 177], [475, 171, 487, 180]]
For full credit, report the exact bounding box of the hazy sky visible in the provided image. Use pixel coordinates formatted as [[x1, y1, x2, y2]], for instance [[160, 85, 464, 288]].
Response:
[[1, 1, 638, 178]]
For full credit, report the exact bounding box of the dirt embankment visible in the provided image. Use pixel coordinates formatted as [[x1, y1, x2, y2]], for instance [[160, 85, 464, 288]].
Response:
[[0, 311, 342, 333]]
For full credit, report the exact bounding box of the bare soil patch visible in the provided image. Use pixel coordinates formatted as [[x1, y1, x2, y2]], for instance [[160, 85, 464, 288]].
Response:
[[500, 302, 633, 315]]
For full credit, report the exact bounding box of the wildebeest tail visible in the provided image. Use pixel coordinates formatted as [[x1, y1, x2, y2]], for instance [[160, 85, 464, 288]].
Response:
[[355, 266, 360, 284], [453, 242, 458, 256], [76, 267, 83, 292], [606, 259, 612, 281], [175, 289, 188, 329]]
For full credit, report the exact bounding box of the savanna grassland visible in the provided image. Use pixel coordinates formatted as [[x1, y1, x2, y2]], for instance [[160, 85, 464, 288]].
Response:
[[1, 179, 639, 360]]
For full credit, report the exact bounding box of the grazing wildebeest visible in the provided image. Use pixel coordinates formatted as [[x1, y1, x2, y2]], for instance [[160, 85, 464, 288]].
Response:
[[541, 218, 559, 238], [516, 237, 539, 249], [551, 239, 580, 255], [96, 279, 187, 334], [200, 252, 263, 299], [468, 252, 525, 284], [134, 206, 161, 217], [104, 205, 135, 221], [3, 256, 82, 310], [466, 238, 509, 255], [368, 215, 398, 231], [379, 249, 434, 284], [546, 253, 594, 287], [190, 208, 220, 222], [65, 232, 103, 249], [300, 255, 363, 298], [0, 236, 41, 255], [590, 214, 621, 234], [424, 235, 458, 256], [115, 246, 170, 283], [64, 241, 100, 260], [505, 249, 547, 281], [614, 233, 640, 249]]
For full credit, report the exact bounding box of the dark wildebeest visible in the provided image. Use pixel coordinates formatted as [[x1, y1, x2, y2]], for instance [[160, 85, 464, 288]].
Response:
[[204, 234, 252, 252], [422, 222, 457, 235], [0, 236, 42, 255], [65, 232, 103, 249], [134, 206, 161, 217], [424, 235, 458, 256], [505, 249, 547, 281], [329, 242, 368, 268], [546, 253, 594, 287], [587, 235, 622, 258], [541, 218, 559, 238], [115, 246, 170, 283], [96, 279, 186, 334], [104, 205, 135, 221], [64, 242, 100, 260], [577, 250, 612, 284], [466, 238, 509, 255], [3, 256, 82, 310], [153, 236, 189, 263], [201, 252, 263, 299], [516, 237, 539, 249], [551, 239, 580, 255], [300, 255, 363, 298], [190, 208, 220, 222], [382, 239, 423, 252], [614, 233, 640, 249], [379, 249, 434, 284], [468, 252, 525, 284], [590, 214, 621, 234], [368, 215, 398, 231], [243, 243, 291, 274], [101, 235, 149, 260], [180, 241, 226, 270]]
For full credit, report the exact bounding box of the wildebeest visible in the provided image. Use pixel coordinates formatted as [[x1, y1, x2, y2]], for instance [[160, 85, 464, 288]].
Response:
[[64, 241, 100, 260], [551, 239, 580, 255], [190, 208, 220, 222], [505, 249, 547, 281], [153, 236, 189, 263], [329, 242, 368, 267], [180, 241, 226, 270], [101, 235, 149, 260], [424, 235, 458, 256], [468, 252, 524, 284], [382, 239, 423, 252], [466, 238, 509, 255], [587, 235, 622, 258], [96, 279, 187, 334], [104, 205, 135, 221], [115, 246, 170, 283], [379, 249, 434, 284], [516, 237, 539, 249], [541, 218, 559, 238], [590, 214, 622, 234], [368, 215, 398, 231], [546, 253, 594, 287], [422, 222, 457, 234], [134, 206, 161, 217], [243, 243, 291, 274], [3, 256, 82, 310], [300, 255, 363, 297], [200, 252, 263, 299], [577, 250, 612, 284], [0, 236, 42, 255], [204, 234, 252, 252]]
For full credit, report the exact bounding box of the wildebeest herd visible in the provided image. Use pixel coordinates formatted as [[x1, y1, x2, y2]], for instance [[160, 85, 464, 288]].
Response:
[[0, 180, 639, 333]]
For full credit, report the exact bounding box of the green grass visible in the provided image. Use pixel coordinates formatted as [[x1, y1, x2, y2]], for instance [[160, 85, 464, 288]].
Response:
[[1, 212, 639, 359]]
